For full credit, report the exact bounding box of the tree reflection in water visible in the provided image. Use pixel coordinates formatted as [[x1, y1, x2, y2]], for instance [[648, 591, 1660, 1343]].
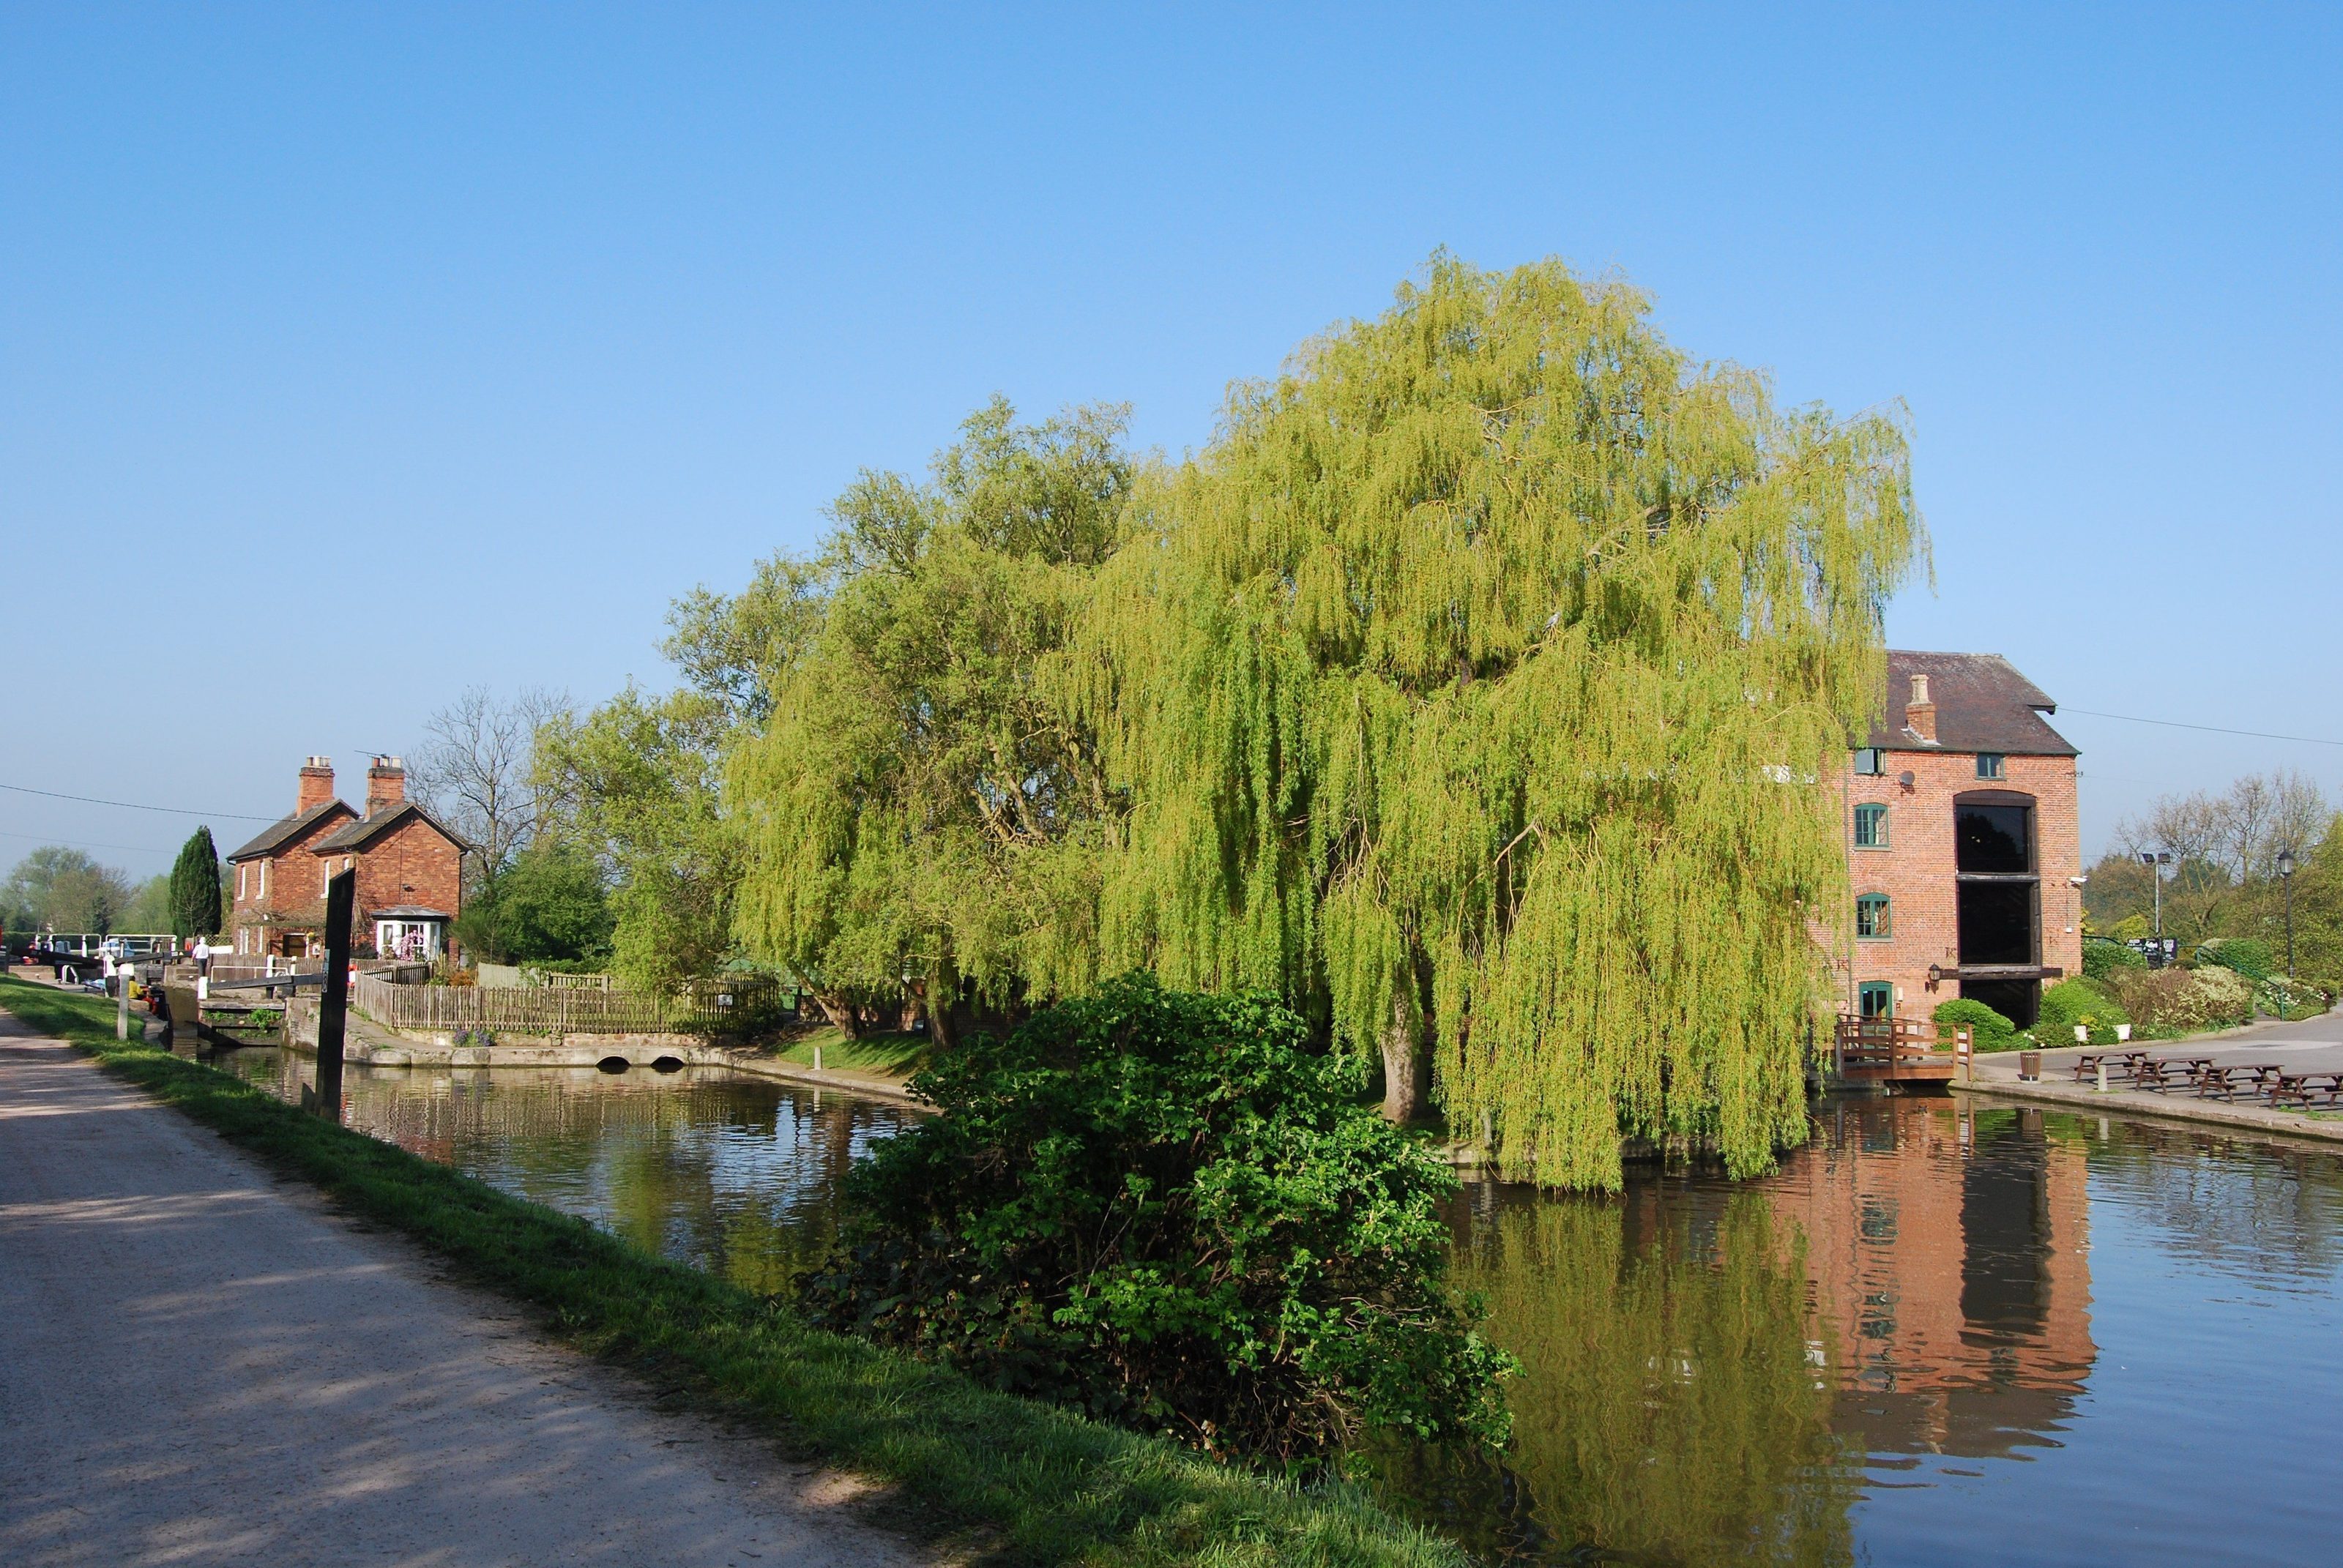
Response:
[[1369, 1099, 2103, 1565], [217, 1050, 913, 1296]]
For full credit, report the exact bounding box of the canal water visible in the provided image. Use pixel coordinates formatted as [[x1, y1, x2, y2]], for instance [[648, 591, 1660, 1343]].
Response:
[[217, 1049, 2343, 1567]]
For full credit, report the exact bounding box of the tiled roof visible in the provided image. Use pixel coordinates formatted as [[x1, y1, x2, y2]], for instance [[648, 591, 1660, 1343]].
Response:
[[224, 799, 354, 862], [312, 800, 474, 854], [1866, 651, 2078, 757]]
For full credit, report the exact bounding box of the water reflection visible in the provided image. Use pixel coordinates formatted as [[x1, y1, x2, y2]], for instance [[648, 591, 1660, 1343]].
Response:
[[217, 1048, 912, 1294], [210, 1054, 2343, 1567]]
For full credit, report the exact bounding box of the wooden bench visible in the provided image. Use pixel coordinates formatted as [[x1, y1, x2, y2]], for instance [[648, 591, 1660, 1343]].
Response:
[[2195, 1064, 2284, 1101], [2072, 1050, 2150, 1084], [2265, 1072, 2343, 1110]]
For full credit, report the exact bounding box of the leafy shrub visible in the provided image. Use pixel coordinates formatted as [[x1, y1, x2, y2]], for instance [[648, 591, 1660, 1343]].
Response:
[[2082, 937, 2147, 982], [2256, 975, 2333, 1022], [2195, 938, 2274, 982], [1932, 997, 2018, 1053], [800, 974, 1515, 1464], [2105, 966, 2254, 1034], [2033, 978, 2130, 1046]]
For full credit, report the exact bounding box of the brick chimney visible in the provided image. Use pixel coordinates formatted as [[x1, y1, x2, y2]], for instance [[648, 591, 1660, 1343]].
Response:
[[365, 755, 407, 818], [1904, 673, 1938, 744], [297, 756, 336, 813]]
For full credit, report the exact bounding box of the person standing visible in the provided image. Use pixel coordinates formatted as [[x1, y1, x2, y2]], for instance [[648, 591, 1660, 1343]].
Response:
[[192, 936, 212, 979]]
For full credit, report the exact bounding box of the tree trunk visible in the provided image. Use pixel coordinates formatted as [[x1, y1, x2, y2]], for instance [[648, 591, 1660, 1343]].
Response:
[[813, 990, 865, 1039], [1380, 996, 1430, 1124]]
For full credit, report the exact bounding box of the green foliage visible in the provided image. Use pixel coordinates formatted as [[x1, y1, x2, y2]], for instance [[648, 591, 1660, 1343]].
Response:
[[731, 397, 1136, 1037], [3, 845, 135, 934], [2033, 978, 2128, 1046], [535, 687, 739, 991], [118, 874, 171, 933], [2081, 936, 2146, 982], [2195, 937, 2273, 982], [2255, 974, 2332, 1023], [1931, 996, 2018, 1053], [168, 827, 225, 939], [1, 975, 1470, 1568], [455, 842, 614, 965], [1068, 255, 1921, 1187], [801, 975, 1515, 1463], [2104, 966, 2254, 1034]]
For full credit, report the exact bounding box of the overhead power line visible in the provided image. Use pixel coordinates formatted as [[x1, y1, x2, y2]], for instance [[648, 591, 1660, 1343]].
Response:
[[0, 780, 273, 821], [0, 827, 168, 855], [2060, 709, 2343, 750]]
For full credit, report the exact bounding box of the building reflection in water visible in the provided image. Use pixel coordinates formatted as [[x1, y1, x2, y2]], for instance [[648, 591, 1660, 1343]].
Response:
[[1377, 1097, 2097, 1566]]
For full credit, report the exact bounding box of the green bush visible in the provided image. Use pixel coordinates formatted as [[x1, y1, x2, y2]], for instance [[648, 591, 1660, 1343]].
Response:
[[2082, 937, 2147, 982], [2195, 938, 2274, 982], [2255, 975, 2333, 1022], [2105, 966, 2254, 1034], [2033, 978, 2130, 1046], [1931, 997, 2018, 1053], [800, 974, 1515, 1465]]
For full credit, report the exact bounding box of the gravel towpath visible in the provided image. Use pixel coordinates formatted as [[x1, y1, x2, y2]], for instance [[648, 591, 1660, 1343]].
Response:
[[0, 1009, 923, 1568]]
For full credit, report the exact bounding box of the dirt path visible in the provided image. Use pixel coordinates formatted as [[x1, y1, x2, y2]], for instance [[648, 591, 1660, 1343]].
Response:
[[0, 1009, 924, 1568]]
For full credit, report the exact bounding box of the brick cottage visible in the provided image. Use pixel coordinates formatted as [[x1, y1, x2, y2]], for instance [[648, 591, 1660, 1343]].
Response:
[[1829, 652, 2082, 1029], [226, 756, 470, 963]]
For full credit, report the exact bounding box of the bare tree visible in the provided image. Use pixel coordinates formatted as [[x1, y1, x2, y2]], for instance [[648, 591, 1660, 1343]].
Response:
[[409, 686, 573, 878], [2113, 770, 2332, 941]]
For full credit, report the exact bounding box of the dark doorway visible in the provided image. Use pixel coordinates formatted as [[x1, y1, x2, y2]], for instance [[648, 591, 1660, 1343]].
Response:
[[1964, 977, 2039, 1028], [1960, 1110, 2052, 1340]]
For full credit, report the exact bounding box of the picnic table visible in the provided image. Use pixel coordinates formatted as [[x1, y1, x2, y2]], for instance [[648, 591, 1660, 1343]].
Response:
[[2194, 1063, 2284, 1101], [2265, 1071, 2343, 1110], [2135, 1056, 2215, 1093], [2072, 1049, 2151, 1084]]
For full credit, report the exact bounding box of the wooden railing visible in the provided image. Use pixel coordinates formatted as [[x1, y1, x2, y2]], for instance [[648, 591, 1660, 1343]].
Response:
[[352, 971, 677, 1035], [1833, 1015, 1974, 1081]]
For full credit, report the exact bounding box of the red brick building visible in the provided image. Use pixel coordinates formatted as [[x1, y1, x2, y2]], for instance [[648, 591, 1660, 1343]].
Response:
[[1829, 652, 2082, 1028], [226, 756, 470, 962]]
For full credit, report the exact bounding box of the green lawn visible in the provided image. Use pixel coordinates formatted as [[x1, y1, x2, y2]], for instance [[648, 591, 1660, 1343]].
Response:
[[0, 974, 1464, 1568], [772, 1025, 931, 1081]]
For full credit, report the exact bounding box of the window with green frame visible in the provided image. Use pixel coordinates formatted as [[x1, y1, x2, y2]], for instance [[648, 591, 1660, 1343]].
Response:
[[1856, 893, 1892, 939], [1854, 802, 1888, 848], [1859, 981, 1893, 1018]]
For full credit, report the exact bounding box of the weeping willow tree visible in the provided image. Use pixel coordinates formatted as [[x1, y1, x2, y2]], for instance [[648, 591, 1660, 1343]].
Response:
[[729, 398, 1135, 1042], [1068, 255, 1921, 1188]]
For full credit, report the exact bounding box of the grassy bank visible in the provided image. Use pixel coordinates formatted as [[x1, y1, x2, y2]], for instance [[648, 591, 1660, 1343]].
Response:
[[773, 1025, 929, 1080], [0, 975, 1467, 1568]]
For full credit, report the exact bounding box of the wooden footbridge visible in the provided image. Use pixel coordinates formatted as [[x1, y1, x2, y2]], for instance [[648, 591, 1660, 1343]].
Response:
[[1831, 1015, 1975, 1086]]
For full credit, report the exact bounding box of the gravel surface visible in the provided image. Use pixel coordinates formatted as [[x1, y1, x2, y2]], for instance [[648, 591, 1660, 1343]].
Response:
[[0, 1009, 925, 1568]]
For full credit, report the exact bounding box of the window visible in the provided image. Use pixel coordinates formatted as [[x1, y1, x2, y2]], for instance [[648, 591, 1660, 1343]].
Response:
[[236, 864, 246, 900], [1856, 893, 1892, 939], [1859, 980, 1893, 1018], [1853, 803, 1888, 848], [258, 859, 269, 897], [1854, 748, 1885, 776], [322, 864, 332, 897], [1976, 753, 2005, 780]]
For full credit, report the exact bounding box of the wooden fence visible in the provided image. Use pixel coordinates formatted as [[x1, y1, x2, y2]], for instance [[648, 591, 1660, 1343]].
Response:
[[353, 972, 677, 1035]]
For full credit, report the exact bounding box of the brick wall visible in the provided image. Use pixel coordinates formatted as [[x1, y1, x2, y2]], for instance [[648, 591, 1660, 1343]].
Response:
[[1825, 749, 2082, 1020], [228, 806, 353, 957], [346, 814, 464, 929]]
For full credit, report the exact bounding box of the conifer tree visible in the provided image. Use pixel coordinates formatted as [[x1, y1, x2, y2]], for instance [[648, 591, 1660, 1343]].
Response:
[[168, 827, 223, 940]]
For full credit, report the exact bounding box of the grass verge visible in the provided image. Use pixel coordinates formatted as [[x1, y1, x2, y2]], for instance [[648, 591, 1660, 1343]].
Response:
[[773, 1025, 931, 1081], [0, 975, 1467, 1568]]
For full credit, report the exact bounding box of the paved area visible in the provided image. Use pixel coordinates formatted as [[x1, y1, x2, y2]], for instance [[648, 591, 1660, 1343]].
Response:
[[0, 1007, 924, 1568], [1964, 1004, 2343, 1140]]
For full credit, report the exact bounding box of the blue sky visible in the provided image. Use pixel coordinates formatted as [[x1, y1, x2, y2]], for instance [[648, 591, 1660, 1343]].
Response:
[[5, 4, 2339, 878]]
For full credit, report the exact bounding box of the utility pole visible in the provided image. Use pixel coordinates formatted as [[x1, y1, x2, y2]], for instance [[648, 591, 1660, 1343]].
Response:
[[314, 869, 354, 1122], [2142, 850, 2173, 945]]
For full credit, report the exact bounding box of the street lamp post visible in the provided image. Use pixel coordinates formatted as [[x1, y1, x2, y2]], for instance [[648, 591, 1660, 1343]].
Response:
[[2277, 847, 2297, 978], [2140, 850, 2174, 944]]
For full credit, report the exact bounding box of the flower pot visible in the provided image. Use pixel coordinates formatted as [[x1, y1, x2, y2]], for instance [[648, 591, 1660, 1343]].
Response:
[[2019, 1049, 2042, 1082], [2115, 1023, 2131, 1042], [2074, 1024, 2090, 1044]]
